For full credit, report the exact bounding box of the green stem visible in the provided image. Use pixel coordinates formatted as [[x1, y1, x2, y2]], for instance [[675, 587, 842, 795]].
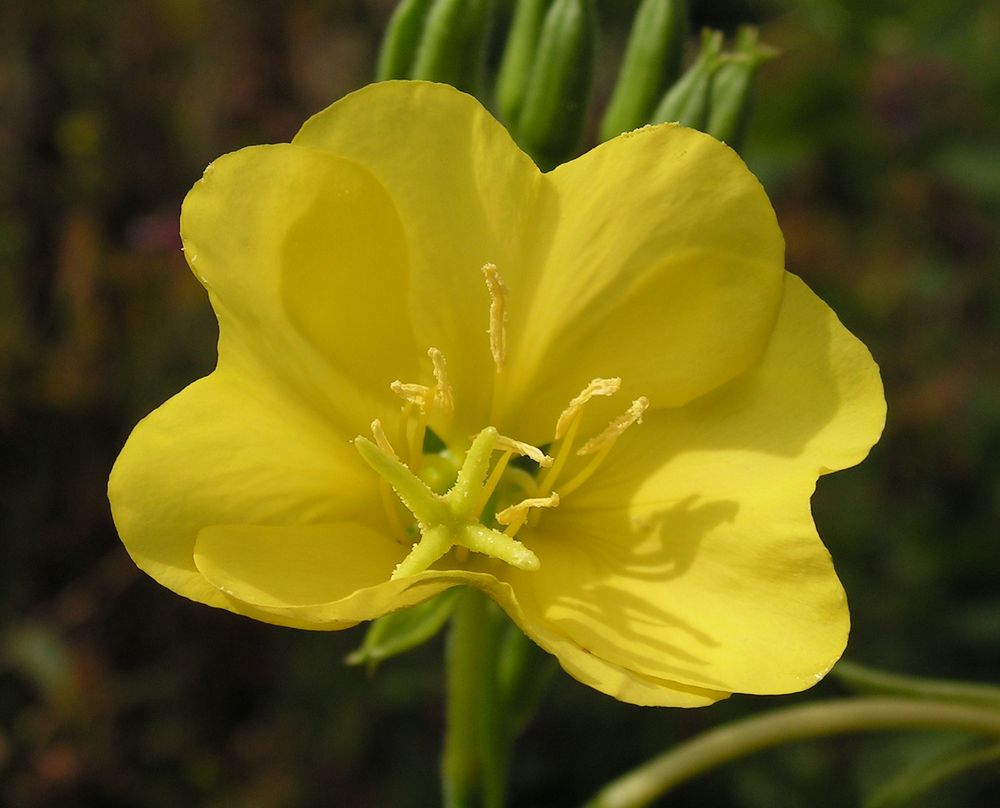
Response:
[[581, 698, 1000, 808], [833, 659, 1000, 710], [442, 587, 508, 808]]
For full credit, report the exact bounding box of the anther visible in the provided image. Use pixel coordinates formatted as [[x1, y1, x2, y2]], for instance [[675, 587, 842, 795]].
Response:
[[539, 377, 622, 495], [482, 263, 508, 370], [370, 419, 398, 459], [495, 493, 560, 526], [498, 492, 560, 538], [428, 347, 454, 419], [576, 397, 649, 456], [558, 397, 650, 498], [495, 435, 554, 467], [554, 377, 622, 439], [471, 434, 553, 518], [390, 380, 432, 412]]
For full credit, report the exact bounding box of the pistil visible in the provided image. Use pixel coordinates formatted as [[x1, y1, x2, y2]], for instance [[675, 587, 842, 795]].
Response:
[[354, 426, 541, 579]]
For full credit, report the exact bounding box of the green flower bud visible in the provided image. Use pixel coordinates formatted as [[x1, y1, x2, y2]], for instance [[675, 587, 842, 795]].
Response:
[[706, 26, 778, 151], [496, 0, 552, 126], [599, 0, 689, 142], [516, 0, 598, 170], [411, 0, 493, 95], [376, 0, 436, 81], [650, 27, 724, 130]]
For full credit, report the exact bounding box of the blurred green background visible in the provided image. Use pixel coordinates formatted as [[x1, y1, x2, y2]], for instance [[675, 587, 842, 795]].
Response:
[[2, 0, 998, 805]]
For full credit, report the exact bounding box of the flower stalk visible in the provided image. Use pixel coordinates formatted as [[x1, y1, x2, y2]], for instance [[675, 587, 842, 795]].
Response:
[[581, 698, 1000, 808], [443, 587, 510, 808]]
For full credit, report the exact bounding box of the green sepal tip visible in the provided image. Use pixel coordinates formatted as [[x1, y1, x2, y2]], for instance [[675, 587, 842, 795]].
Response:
[[705, 26, 779, 151], [649, 27, 725, 130], [346, 588, 461, 672]]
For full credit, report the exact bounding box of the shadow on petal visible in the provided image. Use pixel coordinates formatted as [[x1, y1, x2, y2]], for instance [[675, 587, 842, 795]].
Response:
[[507, 496, 742, 690]]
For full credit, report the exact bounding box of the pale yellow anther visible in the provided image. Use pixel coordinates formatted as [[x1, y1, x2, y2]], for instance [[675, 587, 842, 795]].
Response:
[[427, 347, 454, 418], [495, 492, 560, 526], [370, 419, 398, 460], [576, 396, 650, 456], [495, 435, 554, 468], [554, 377, 622, 439], [482, 263, 508, 370], [390, 380, 432, 412]]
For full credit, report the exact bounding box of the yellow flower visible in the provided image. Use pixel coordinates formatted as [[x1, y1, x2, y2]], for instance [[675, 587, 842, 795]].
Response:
[[109, 81, 885, 707]]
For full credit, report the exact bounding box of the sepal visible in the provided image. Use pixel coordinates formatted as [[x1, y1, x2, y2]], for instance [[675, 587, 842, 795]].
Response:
[[346, 588, 461, 671]]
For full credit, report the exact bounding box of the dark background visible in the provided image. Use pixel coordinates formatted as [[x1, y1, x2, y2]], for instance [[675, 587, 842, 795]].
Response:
[[2, 0, 998, 805]]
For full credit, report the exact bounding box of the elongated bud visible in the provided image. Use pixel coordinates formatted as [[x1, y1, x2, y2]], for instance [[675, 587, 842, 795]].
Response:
[[650, 27, 725, 129], [516, 0, 597, 170], [411, 0, 493, 95], [599, 0, 688, 141], [706, 26, 778, 151], [496, 0, 552, 125], [376, 0, 436, 80]]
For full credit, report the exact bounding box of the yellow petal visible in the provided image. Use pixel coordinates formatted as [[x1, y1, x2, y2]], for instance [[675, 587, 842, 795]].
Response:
[[531, 636, 728, 708], [180, 141, 419, 435], [502, 124, 786, 441], [293, 81, 549, 440], [194, 522, 459, 628], [194, 526, 526, 630], [109, 366, 378, 609], [490, 580, 729, 707], [503, 274, 885, 695]]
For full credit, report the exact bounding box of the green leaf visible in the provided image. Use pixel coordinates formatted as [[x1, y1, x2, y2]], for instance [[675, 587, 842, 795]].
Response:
[[599, 0, 689, 142], [346, 588, 460, 671]]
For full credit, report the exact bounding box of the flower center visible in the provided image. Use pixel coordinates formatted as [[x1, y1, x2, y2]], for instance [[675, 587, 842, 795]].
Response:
[[353, 264, 648, 580]]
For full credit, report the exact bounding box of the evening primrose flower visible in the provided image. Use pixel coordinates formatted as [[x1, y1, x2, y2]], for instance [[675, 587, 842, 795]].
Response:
[[109, 81, 885, 707]]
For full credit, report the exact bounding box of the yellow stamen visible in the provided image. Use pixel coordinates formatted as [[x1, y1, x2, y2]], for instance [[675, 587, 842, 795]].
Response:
[[379, 479, 408, 540], [554, 377, 622, 439], [409, 405, 431, 472], [396, 401, 415, 464], [363, 423, 420, 540], [428, 347, 454, 419], [539, 377, 622, 495], [471, 449, 513, 519], [496, 492, 560, 525], [495, 434, 553, 467], [370, 418, 398, 459], [559, 397, 650, 497], [576, 396, 649, 456], [537, 414, 581, 495], [482, 263, 508, 370], [499, 492, 560, 538], [390, 379, 432, 411], [483, 263, 509, 425]]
